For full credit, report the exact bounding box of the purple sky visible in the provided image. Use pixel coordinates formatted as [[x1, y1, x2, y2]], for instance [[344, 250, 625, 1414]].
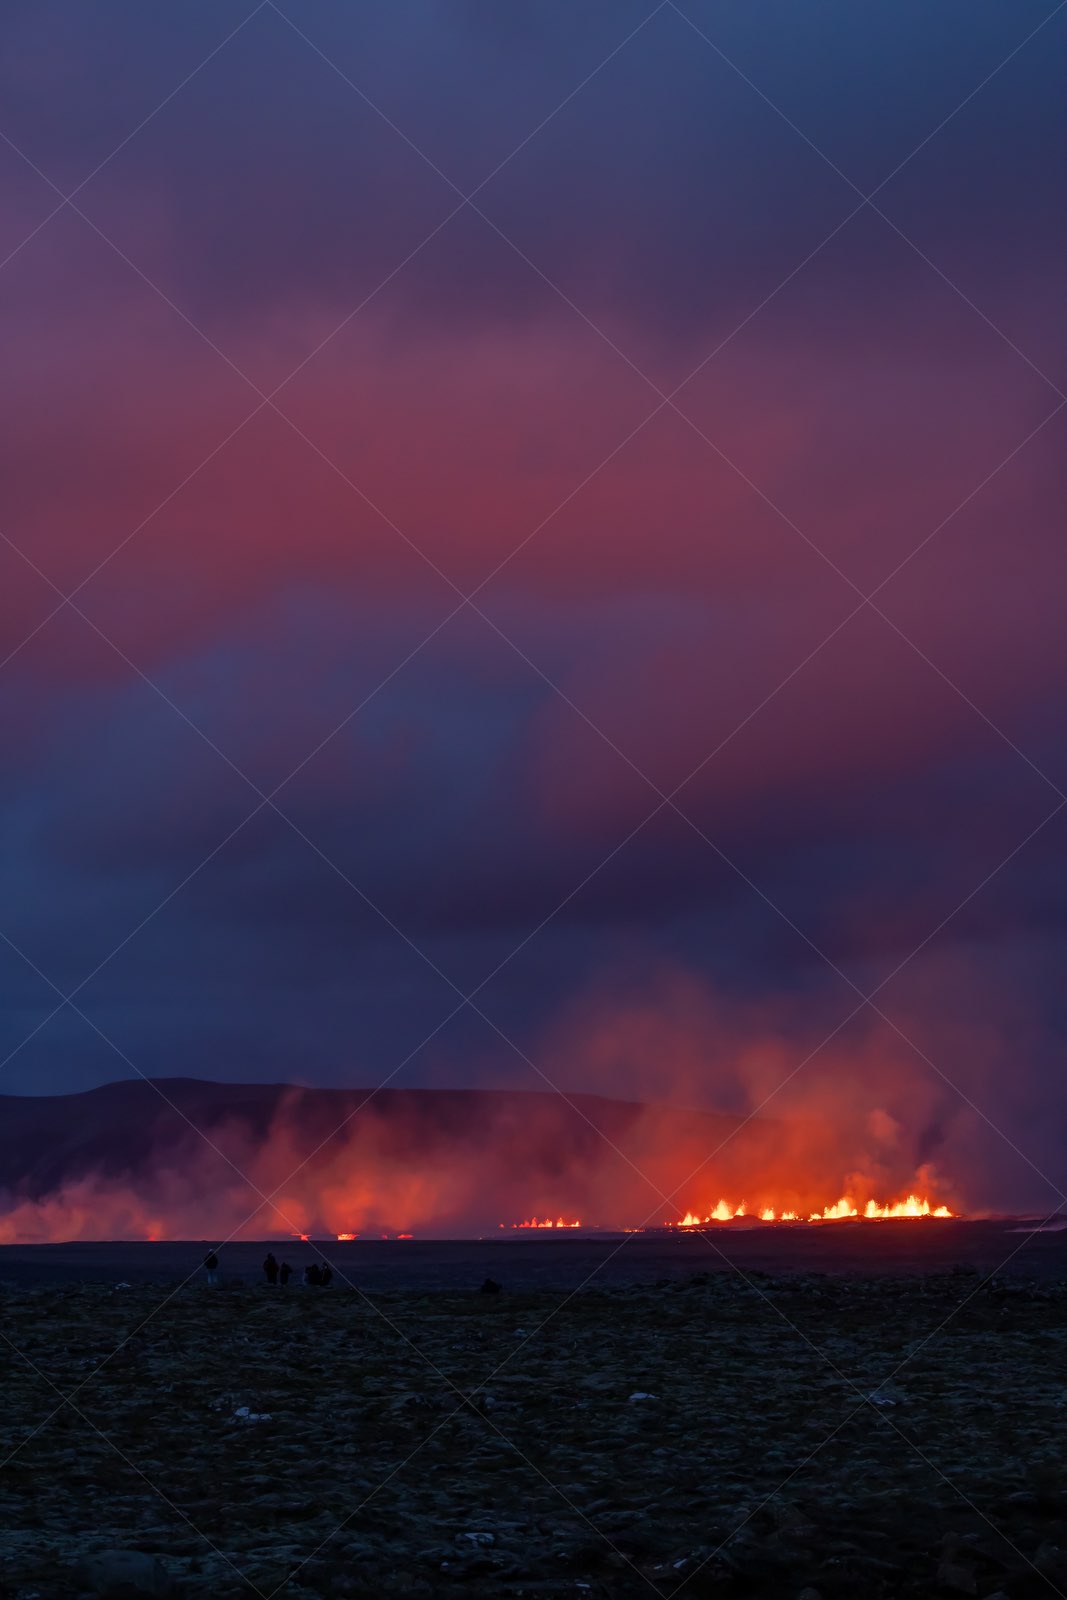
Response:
[[1, 2, 1065, 1208]]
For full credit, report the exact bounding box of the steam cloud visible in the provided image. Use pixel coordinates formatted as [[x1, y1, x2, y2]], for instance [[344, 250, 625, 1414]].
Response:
[[6, 953, 1053, 1244]]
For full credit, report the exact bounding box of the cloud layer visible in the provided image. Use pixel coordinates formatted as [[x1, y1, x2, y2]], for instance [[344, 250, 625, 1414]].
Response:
[[1, 2, 1065, 1212]]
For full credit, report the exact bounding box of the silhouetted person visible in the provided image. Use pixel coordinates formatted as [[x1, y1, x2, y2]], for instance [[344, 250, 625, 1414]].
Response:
[[480, 1277, 502, 1295], [305, 1262, 321, 1287], [279, 1261, 292, 1286], [319, 1263, 333, 1288], [203, 1250, 219, 1287], [263, 1252, 279, 1286]]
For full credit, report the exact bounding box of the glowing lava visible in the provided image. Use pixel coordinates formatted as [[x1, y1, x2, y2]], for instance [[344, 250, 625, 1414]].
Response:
[[671, 1194, 954, 1226], [509, 1216, 582, 1230], [863, 1196, 953, 1219]]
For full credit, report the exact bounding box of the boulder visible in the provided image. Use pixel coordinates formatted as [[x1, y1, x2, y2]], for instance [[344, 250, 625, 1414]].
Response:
[[770, 1498, 813, 1532], [80, 1549, 175, 1597], [1035, 1542, 1067, 1583], [936, 1559, 977, 1595]]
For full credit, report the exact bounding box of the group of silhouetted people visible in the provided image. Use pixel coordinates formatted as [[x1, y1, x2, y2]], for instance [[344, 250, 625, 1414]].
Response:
[[262, 1251, 330, 1287], [201, 1248, 334, 1287], [261, 1252, 294, 1286]]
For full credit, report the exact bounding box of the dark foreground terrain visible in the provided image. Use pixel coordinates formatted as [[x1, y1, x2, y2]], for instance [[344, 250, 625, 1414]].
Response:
[[3, 1217, 1067, 1290], [3, 1230, 1067, 1598]]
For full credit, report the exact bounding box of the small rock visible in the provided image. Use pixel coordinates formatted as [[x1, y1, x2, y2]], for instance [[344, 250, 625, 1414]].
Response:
[[797, 1589, 823, 1600], [455, 1531, 495, 1549], [80, 1549, 175, 1597], [1035, 1542, 1067, 1582], [770, 1498, 811, 1531], [936, 1560, 977, 1595], [628, 1391, 658, 1402], [866, 1384, 906, 1407], [231, 1405, 272, 1423]]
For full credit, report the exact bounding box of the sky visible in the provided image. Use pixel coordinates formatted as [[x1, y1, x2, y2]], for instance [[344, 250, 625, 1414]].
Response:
[[1, 1, 1065, 1210]]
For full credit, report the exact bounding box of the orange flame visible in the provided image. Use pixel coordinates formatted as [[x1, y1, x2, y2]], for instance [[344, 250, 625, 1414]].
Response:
[[510, 1216, 582, 1229], [864, 1195, 952, 1219], [672, 1193, 954, 1226], [680, 1200, 748, 1225]]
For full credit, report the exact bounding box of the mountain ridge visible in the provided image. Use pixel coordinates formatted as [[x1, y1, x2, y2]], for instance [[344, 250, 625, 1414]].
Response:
[[0, 1078, 765, 1229]]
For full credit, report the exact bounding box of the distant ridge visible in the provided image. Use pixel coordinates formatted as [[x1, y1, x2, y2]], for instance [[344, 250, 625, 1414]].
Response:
[[0, 1079, 764, 1223]]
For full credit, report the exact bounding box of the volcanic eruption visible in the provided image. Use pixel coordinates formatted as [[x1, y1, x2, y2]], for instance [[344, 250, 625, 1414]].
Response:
[[0, 1078, 958, 1243]]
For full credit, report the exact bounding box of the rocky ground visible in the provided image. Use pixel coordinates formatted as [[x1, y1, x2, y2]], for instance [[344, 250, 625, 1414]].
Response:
[[2, 1266, 1066, 1598]]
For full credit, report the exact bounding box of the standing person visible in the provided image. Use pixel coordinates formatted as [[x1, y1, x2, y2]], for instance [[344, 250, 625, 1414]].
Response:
[[279, 1261, 292, 1287], [263, 1252, 279, 1285], [203, 1249, 219, 1287], [319, 1262, 333, 1288]]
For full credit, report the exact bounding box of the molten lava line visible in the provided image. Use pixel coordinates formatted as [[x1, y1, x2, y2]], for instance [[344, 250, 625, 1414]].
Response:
[[672, 1193, 953, 1226], [506, 1216, 582, 1230], [88, 1196, 959, 1246]]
